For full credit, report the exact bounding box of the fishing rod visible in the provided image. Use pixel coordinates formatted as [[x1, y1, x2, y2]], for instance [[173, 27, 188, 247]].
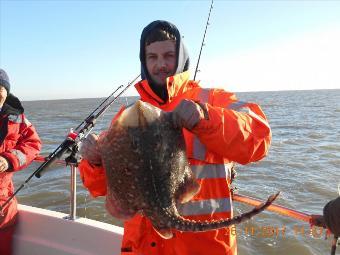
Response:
[[233, 193, 318, 224], [34, 73, 140, 178], [0, 74, 140, 214], [194, 0, 214, 81]]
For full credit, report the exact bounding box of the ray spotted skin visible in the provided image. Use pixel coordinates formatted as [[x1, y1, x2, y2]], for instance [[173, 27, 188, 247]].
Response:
[[99, 100, 279, 239]]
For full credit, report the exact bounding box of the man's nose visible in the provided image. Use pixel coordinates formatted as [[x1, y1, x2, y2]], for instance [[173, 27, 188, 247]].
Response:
[[157, 57, 167, 69]]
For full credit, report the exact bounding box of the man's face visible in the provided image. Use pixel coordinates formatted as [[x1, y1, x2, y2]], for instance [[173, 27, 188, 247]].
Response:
[[145, 40, 177, 87]]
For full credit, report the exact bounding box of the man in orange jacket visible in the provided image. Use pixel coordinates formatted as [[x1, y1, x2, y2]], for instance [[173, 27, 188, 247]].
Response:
[[0, 68, 42, 255], [79, 20, 271, 255]]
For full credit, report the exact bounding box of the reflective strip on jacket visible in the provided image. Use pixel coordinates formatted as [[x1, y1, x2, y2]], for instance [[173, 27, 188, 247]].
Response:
[[0, 113, 41, 228], [78, 71, 271, 255]]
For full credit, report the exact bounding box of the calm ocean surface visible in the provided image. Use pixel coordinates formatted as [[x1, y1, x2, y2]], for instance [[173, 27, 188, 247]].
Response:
[[13, 89, 340, 255]]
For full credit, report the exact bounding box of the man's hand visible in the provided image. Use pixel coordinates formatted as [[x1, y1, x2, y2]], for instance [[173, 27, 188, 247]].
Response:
[[170, 99, 206, 130], [0, 156, 9, 173], [79, 133, 102, 165]]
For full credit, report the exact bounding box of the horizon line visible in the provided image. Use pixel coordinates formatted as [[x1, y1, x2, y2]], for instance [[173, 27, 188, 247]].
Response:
[[21, 88, 340, 102]]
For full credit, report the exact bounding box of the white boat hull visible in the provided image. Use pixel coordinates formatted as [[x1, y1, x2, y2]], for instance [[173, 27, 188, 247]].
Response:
[[13, 204, 123, 255]]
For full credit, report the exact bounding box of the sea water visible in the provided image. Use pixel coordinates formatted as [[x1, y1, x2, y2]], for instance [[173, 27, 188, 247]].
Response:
[[13, 89, 340, 255]]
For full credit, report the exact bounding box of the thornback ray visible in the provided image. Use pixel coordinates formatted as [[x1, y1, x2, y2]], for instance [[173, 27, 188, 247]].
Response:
[[98, 100, 279, 239]]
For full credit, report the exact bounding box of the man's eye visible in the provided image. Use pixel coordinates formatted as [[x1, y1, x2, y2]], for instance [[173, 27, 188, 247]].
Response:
[[166, 53, 175, 58]]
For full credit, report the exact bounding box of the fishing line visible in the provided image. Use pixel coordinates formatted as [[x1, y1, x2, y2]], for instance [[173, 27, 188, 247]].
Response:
[[194, 0, 214, 81]]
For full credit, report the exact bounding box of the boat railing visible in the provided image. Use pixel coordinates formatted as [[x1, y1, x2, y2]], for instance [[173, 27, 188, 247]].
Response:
[[34, 155, 78, 220], [33, 155, 325, 226]]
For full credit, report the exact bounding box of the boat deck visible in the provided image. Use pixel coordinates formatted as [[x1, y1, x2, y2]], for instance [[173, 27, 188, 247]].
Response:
[[13, 205, 123, 255]]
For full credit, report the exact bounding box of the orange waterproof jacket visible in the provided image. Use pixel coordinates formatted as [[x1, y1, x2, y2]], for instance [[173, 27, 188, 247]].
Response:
[[79, 71, 271, 255]]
